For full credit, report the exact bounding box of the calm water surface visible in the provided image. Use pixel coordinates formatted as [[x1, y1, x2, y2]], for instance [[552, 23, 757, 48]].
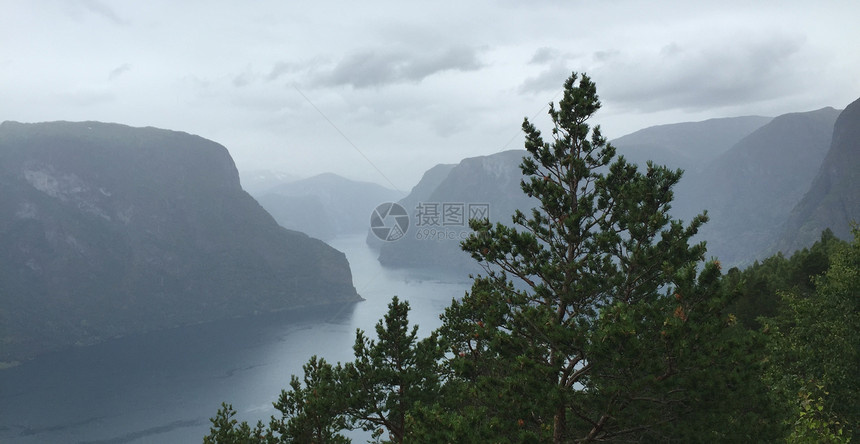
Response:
[[0, 235, 473, 443]]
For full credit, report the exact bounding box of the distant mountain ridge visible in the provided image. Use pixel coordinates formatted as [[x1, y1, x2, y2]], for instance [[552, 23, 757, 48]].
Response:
[[239, 169, 299, 195], [674, 107, 840, 265], [776, 98, 860, 253], [373, 150, 536, 275], [0, 121, 360, 363], [365, 162, 456, 250], [368, 106, 852, 273], [612, 115, 772, 172], [254, 172, 401, 240], [371, 117, 783, 273]]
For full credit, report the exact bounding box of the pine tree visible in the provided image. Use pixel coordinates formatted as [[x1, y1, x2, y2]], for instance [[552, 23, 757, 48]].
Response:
[[339, 296, 442, 443], [204, 297, 440, 444], [203, 403, 269, 444], [435, 72, 776, 442], [270, 356, 350, 443]]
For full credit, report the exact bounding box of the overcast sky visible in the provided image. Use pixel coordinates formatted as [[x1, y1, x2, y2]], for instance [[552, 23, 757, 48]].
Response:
[[2, 1, 859, 192]]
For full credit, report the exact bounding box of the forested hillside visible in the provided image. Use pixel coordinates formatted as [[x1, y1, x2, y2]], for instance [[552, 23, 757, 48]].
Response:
[[0, 122, 361, 363]]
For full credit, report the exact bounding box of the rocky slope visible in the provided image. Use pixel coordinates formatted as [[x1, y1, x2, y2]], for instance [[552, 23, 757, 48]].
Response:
[[0, 121, 360, 363], [374, 150, 536, 275], [776, 98, 860, 253], [365, 162, 456, 250], [674, 107, 840, 265]]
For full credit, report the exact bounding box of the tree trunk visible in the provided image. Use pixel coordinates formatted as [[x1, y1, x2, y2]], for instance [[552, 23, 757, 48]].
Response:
[[553, 402, 566, 443]]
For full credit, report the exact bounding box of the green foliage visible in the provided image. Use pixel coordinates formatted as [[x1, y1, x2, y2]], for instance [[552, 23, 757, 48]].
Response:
[[766, 227, 860, 441], [203, 403, 269, 444], [340, 296, 442, 443], [205, 297, 439, 444], [204, 358, 349, 444], [724, 229, 844, 329], [432, 72, 777, 442], [787, 385, 851, 444], [270, 356, 350, 444]]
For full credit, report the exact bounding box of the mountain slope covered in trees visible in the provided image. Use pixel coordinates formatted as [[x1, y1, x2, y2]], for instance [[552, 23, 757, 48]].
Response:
[[0, 121, 361, 363]]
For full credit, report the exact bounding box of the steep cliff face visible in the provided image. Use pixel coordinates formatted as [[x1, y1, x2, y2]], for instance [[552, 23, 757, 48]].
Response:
[[374, 150, 536, 274], [777, 98, 860, 253], [364, 162, 456, 250], [672, 107, 840, 265], [0, 121, 360, 362]]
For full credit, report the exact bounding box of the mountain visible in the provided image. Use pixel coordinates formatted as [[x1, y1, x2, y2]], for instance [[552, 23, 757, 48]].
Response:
[[365, 163, 456, 250], [673, 108, 840, 265], [371, 109, 840, 273], [238, 169, 299, 195], [254, 173, 401, 240], [396, 163, 457, 216], [0, 121, 361, 363], [374, 150, 536, 275], [256, 193, 337, 241], [612, 116, 772, 172], [777, 98, 860, 253], [372, 117, 776, 274]]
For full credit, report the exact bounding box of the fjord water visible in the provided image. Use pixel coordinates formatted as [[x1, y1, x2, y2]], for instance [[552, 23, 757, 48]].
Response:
[[0, 234, 472, 443]]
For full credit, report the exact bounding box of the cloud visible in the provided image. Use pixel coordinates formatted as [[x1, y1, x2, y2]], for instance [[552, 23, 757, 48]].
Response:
[[520, 48, 591, 94], [57, 88, 116, 106], [317, 46, 485, 89], [108, 63, 131, 80], [529, 47, 560, 65], [592, 49, 620, 62], [233, 71, 254, 88], [518, 62, 572, 95], [594, 33, 808, 113], [267, 62, 298, 82], [78, 0, 127, 25]]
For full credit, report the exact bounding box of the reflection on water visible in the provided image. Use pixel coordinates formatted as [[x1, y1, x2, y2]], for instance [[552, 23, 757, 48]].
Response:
[[0, 234, 473, 443]]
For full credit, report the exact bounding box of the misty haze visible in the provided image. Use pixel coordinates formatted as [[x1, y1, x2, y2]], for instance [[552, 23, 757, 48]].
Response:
[[2, 2, 859, 443]]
